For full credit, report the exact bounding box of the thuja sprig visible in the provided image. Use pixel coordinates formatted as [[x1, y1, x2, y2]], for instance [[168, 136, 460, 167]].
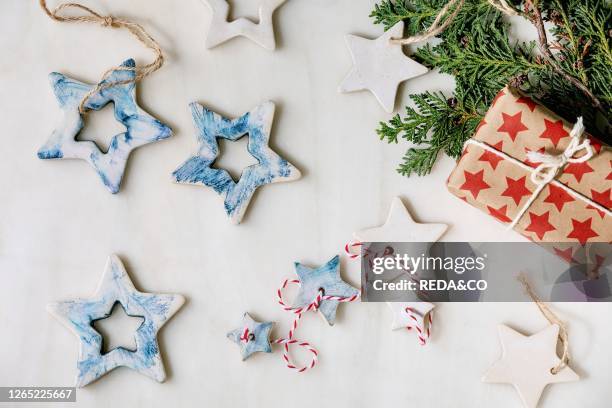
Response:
[[371, 0, 611, 177]]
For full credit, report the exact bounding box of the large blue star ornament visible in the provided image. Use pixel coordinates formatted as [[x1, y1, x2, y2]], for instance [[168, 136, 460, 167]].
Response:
[[38, 59, 172, 193], [47, 255, 185, 387], [227, 313, 274, 360], [293, 255, 360, 326], [172, 101, 301, 224]]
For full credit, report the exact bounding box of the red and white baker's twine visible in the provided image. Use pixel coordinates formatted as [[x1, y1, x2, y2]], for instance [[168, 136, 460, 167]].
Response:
[[344, 241, 363, 259], [404, 306, 433, 346], [266, 278, 360, 372], [345, 242, 435, 345]]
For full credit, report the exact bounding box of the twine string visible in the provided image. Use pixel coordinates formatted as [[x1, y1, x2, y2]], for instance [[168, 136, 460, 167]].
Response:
[[390, 0, 465, 45], [274, 278, 359, 373], [390, 0, 518, 45], [39, 0, 164, 114], [518, 274, 570, 374]]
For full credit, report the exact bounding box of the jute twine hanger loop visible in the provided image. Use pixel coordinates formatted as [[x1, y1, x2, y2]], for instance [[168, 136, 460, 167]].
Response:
[[518, 274, 570, 374], [39, 0, 164, 114], [390, 0, 517, 45]]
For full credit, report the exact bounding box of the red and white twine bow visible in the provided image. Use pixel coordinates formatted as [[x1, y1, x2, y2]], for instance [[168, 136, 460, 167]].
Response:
[[404, 306, 434, 346], [269, 278, 359, 373]]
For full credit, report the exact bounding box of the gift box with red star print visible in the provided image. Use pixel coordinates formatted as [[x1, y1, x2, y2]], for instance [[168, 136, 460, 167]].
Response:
[[447, 86, 611, 249]]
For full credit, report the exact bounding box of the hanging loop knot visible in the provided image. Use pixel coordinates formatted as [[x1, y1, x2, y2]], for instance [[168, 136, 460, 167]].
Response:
[[527, 118, 593, 185], [101, 16, 115, 27]]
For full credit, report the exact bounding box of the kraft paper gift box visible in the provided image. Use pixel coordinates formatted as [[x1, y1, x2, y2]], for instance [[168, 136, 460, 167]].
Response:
[[446, 86, 611, 279]]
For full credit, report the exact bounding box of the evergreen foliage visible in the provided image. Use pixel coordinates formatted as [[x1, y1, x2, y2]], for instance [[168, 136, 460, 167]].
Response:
[[371, 0, 611, 177]]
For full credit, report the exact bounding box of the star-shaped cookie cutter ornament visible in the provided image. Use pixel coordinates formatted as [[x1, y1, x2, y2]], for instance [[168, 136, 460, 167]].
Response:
[[38, 59, 172, 194], [172, 101, 301, 224], [47, 255, 185, 387]]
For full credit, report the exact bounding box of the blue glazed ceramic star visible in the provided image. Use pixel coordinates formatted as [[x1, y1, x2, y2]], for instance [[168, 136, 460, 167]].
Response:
[[293, 255, 360, 326], [47, 255, 185, 387], [227, 312, 274, 360], [172, 101, 301, 224], [38, 59, 172, 193]]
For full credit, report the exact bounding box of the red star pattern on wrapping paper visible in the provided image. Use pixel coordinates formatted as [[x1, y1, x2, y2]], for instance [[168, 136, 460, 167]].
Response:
[[524, 147, 546, 168], [564, 161, 594, 183], [478, 141, 504, 170], [567, 218, 599, 245], [516, 96, 537, 111], [589, 188, 612, 219], [539, 119, 569, 148], [591, 188, 612, 209], [497, 112, 529, 142], [544, 184, 575, 212], [524, 211, 556, 240], [487, 204, 512, 223], [553, 247, 577, 264], [588, 136, 603, 154], [476, 119, 487, 133], [502, 176, 531, 205], [492, 90, 505, 107], [460, 169, 491, 199]]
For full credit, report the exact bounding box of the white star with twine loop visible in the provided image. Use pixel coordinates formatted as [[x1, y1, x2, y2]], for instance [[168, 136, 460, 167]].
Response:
[[339, 21, 429, 113]]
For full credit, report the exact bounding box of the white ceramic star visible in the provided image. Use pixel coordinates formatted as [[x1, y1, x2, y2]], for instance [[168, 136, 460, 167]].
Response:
[[354, 196, 448, 243], [387, 301, 434, 330], [47, 255, 185, 387], [339, 21, 429, 113], [202, 0, 285, 50], [483, 324, 579, 408]]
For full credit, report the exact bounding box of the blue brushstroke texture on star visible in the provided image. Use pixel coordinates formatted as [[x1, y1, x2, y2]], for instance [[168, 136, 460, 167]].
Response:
[[47, 255, 184, 387], [38, 59, 172, 193], [293, 255, 360, 326], [172, 101, 299, 223], [227, 313, 274, 361]]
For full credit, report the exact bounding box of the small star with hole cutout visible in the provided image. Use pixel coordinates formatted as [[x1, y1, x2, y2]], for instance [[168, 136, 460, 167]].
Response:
[[227, 313, 274, 360], [483, 324, 579, 408], [292, 255, 359, 326]]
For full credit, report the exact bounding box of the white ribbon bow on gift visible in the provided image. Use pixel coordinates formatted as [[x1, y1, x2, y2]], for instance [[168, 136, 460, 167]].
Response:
[[527, 118, 594, 184], [508, 117, 594, 229]]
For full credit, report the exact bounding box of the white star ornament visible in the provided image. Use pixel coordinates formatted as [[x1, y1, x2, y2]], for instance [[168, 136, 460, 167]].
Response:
[[339, 21, 429, 113], [483, 324, 579, 408]]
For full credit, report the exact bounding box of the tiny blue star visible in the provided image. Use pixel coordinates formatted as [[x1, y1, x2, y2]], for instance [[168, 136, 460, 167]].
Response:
[[227, 313, 274, 360], [47, 255, 185, 387], [172, 101, 301, 224], [293, 255, 360, 325], [38, 59, 173, 193]]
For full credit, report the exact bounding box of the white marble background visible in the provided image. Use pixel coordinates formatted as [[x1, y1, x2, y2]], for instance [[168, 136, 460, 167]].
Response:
[[0, 0, 610, 407]]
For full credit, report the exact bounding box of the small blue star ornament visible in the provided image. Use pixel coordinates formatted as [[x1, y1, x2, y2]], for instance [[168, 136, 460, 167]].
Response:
[[293, 255, 360, 325], [227, 313, 274, 360], [172, 101, 301, 224], [38, 59, 172, 193], [47, 255, 185, 387]]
